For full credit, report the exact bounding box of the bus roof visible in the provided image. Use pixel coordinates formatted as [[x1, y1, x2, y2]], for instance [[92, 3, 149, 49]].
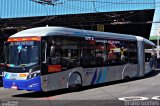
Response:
[[144, 38, 156, 46], [10, 26, 137, 41]]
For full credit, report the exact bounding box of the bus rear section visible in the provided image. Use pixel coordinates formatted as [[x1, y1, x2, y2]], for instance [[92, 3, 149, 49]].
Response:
[[3, 37, 42, 91], [136, 37, 156, 77], [143, 39, 156, 75]]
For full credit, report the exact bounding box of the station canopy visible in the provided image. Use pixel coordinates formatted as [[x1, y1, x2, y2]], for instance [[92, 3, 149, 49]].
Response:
[[0, 0, 156, 40]]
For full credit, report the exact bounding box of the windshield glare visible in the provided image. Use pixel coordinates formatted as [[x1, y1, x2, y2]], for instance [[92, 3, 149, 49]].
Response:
[[8, 41, 40, 67]]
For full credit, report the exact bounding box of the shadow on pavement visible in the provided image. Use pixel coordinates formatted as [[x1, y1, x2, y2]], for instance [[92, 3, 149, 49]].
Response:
[[143, 69, 160, 78], [12, 70, 160, 98], [12, 80, 129, 98], [12, 89, 71, 98]]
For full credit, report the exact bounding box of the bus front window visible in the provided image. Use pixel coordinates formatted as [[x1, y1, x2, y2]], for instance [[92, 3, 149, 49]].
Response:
[[8, 41, 40, 67]]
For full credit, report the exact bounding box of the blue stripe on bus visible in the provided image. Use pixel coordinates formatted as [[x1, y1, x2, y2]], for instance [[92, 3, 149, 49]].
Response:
[[96, 68, 102, 84], [100, 67, 107, 83], [90, 69, 97, 85]]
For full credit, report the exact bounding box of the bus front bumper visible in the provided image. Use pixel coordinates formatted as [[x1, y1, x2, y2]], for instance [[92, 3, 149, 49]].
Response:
[[3, 76, 42, 92]]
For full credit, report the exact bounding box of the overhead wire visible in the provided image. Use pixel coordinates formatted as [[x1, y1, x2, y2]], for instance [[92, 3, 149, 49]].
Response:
[[65, 0, 136, 13], [61, 0, 135, 29], [67, 0, 160, 4], [29, 0, 63, 26]]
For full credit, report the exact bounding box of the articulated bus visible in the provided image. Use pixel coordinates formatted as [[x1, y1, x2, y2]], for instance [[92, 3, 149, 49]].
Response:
[[3, 27, 155, 92]]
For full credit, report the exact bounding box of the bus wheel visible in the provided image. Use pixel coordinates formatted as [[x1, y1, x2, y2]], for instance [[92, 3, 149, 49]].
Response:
[[68, 73, 82, 91]]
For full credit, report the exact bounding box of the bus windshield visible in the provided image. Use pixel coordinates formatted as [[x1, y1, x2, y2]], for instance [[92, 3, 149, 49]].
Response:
[[7, 41, 40, 67]]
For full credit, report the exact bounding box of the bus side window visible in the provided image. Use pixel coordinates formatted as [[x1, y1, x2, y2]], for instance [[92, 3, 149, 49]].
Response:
[[127, 42, 137, 64], [81, 39, 96, 67], [107, 40, 129, 66], [47, 38, 61, 65], [60, 39, 80, 68], [48, 46, 61, 65], [95, 41, 107, 66]]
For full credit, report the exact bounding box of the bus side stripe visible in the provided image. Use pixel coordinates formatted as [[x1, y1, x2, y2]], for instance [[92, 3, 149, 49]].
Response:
[[96, 68, 102, 84], [101, 67, 107, 83], [90, 69, 97, 85]]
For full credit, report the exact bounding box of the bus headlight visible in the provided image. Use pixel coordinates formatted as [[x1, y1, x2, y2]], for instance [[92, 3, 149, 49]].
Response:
[[27, 70, 40, 79]]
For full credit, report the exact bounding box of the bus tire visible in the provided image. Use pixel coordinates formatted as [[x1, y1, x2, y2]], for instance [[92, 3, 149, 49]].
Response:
[[68, 72, 82, 91]]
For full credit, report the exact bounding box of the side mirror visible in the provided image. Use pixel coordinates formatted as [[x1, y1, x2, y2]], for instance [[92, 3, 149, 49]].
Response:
[[42, 40, 47, 63], [3, 41, 8, 65]]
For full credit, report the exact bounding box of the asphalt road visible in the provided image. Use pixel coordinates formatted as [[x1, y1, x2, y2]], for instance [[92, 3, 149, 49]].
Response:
[[0, 70, 160, 106]]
